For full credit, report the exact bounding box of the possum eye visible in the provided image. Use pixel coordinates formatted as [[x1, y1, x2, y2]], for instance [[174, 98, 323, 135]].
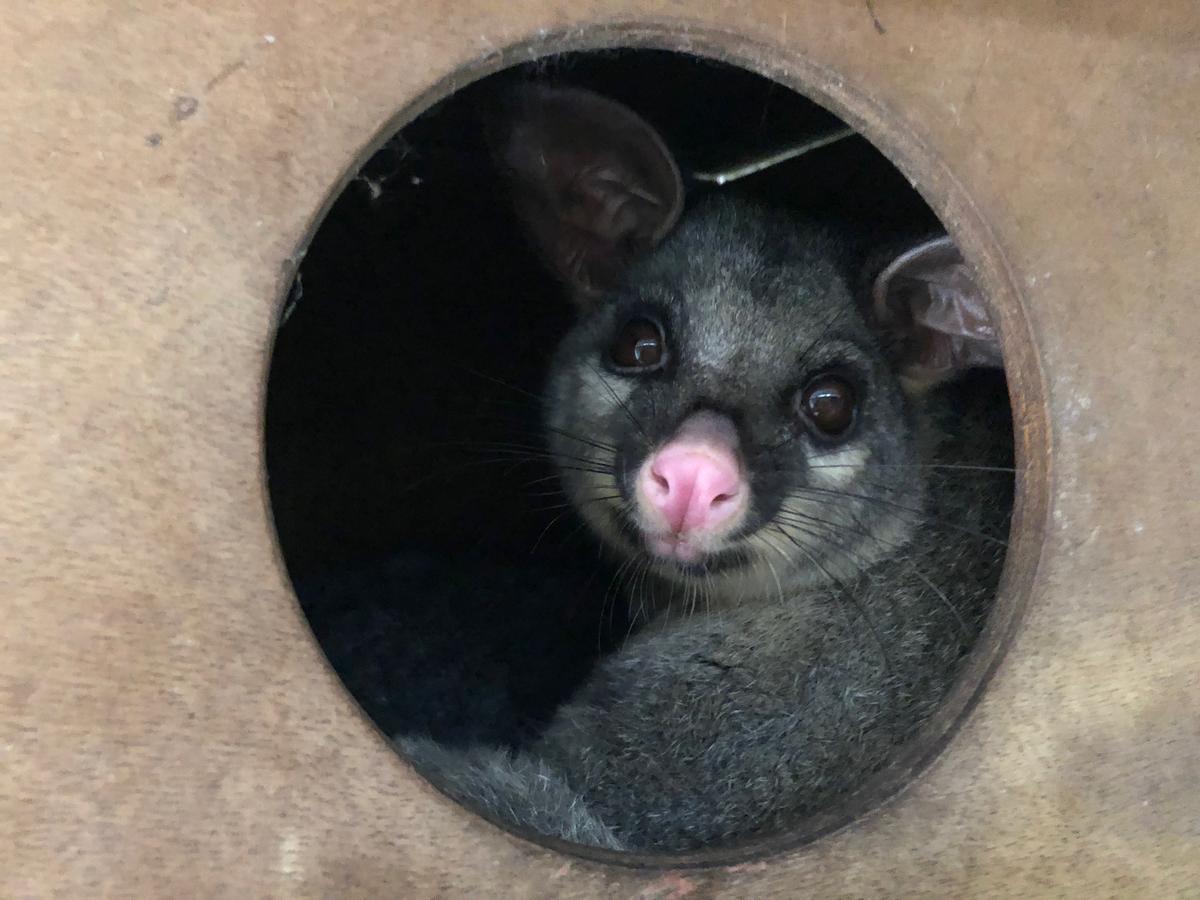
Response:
[[609, 316, 666, 372], [797, 375, 857, 437]]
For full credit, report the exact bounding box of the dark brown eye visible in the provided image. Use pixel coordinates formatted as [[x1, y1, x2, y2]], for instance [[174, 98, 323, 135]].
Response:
[[798, 375, 857, 436], [609, 316, 666, 371]]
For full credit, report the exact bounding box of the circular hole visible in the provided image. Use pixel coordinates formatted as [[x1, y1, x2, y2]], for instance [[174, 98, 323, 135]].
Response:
[[264, 41, 1043, 866]]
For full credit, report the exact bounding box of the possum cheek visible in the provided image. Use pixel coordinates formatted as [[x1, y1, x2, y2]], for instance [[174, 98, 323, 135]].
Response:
[[807, 441, 870, 488]]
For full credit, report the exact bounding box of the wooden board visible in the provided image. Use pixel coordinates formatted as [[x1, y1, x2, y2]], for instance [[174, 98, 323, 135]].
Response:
[[3, 2, 1197, 895]]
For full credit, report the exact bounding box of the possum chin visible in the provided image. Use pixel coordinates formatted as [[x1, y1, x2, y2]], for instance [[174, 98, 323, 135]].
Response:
[[645, 533, 714, 565], [641, 533, 752, 580]]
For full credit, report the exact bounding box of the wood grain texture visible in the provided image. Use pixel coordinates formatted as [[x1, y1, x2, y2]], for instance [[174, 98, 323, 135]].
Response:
[[2, 1, 1197, 895]]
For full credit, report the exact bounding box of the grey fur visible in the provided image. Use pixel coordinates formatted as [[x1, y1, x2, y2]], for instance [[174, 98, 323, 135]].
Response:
[[397, 736, 625, 851], [397, 90, 1011, 852], [401, 201, 1010, 851]]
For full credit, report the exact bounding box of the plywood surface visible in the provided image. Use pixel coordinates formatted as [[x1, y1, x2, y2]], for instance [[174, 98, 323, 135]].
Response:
[[2, 1, 1198, 895]]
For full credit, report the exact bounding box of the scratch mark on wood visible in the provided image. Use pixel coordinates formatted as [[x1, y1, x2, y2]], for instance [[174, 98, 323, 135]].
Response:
[[205, 59, 247, 93], [865, 0, 887, 34], [964, 39, 993, 107]]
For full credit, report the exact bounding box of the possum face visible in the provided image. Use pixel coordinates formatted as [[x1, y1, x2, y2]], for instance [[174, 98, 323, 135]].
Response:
[[495, 86, 1000, 602], [543, 200, 924, 597]]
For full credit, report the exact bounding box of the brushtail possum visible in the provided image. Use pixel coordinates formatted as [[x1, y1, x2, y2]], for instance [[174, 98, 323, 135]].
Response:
[[399, 85, 1013, 852]]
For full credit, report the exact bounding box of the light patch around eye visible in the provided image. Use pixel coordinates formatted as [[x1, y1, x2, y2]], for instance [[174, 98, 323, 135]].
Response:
[[579, 365, 636, 419], [807, 441, 870, 487]]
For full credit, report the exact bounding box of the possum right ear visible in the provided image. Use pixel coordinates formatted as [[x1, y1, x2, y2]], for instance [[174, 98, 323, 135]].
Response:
[[869, 235, 1004, 392], [490, 85, 684, 300]]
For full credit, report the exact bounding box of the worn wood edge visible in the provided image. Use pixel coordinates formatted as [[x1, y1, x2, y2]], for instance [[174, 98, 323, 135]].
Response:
[[259, 21, 1053, 871]]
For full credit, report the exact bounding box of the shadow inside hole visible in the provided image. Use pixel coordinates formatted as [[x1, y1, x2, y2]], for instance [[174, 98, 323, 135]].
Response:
[[264, 48, 1013, 856]]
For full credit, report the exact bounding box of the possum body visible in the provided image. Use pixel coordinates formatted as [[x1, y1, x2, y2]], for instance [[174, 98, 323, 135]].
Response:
[[398, 86, 1012, 852]]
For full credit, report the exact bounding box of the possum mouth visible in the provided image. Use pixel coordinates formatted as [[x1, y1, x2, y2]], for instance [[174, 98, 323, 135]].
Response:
[[642, 534, 752, 577], [609, 507, 751, 576], [662, 546, 751, 578]]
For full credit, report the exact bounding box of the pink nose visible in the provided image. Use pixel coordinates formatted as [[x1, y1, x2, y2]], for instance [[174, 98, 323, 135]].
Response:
[[640, 414, 744, 535]]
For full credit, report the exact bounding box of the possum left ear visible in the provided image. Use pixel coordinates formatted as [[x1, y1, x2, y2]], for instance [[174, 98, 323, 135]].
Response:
[[490, 85, 684, 301], [869, 235, 1003, 392]]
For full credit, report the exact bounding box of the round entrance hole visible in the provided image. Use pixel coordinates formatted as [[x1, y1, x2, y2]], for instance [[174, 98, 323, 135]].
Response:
[[264, 47, 1027, 864]]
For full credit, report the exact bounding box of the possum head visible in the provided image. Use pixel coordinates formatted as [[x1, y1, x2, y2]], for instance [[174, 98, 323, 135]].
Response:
[[494, 86, 1000, 604]]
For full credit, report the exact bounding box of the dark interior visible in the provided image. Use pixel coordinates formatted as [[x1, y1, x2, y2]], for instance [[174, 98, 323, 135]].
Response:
[[264, 50, 948, 750]]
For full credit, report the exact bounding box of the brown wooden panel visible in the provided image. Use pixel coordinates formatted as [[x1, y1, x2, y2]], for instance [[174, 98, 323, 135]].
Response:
[[2, 2, 1197, 895]]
